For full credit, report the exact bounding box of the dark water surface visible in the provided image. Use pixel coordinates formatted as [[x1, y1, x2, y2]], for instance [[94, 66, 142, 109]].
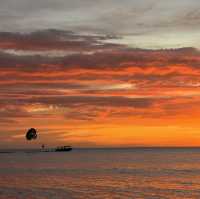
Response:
[[1, 148, 200, 199]]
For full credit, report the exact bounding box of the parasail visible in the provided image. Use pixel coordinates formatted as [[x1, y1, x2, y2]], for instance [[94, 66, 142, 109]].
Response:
[[26, 128, 37, 141]]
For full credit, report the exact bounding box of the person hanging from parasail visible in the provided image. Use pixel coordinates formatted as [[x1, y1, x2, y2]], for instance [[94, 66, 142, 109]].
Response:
[[26, 128, 37, 141]]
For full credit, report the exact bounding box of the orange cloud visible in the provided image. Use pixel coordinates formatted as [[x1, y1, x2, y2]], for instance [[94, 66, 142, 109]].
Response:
[[0, 30, 200, 147]]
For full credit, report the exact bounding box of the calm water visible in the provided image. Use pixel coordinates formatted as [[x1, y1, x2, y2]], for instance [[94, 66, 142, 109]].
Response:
[[1, 148, 200, 199]]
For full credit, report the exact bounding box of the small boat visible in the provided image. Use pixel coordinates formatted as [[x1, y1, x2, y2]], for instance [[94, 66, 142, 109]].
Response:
[[55, 146, 72, 152]]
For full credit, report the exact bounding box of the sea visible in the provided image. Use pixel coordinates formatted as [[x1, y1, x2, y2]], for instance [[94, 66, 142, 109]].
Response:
[[0, 148, 200, 199]]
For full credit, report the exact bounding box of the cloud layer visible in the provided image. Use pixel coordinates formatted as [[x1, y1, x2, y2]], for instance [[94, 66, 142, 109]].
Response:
[[0, 0, 200, 147], [1, 0, 200, 48]]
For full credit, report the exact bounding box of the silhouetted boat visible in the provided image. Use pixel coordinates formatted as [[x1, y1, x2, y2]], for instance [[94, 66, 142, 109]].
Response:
[[55, 146, 72, 152]]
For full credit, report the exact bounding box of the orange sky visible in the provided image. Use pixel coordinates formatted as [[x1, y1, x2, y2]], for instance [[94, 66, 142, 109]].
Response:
[[0, 42, 200, 148], [0, 0, 200, 148]]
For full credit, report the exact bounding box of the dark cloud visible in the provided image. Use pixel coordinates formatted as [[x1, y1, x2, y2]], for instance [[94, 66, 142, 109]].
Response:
[[0, 46, 199, 72], [0, 29, 120, 51], [0, 94, 157, 124], [0, 82, 89, 91], [0, 95, 154, 108]]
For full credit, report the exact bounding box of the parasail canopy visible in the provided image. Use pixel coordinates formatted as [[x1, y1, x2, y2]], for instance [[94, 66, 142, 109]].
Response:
[[26, 128, 37, 141]]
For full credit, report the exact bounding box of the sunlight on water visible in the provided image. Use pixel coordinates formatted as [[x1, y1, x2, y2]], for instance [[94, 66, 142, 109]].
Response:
[[1, 148, 200, 198]]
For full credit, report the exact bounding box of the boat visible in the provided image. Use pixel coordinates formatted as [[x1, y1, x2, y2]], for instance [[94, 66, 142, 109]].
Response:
[[55, 146, 72, 152]]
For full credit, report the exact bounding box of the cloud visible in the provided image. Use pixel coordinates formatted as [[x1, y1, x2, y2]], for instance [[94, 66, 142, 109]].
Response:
[[0, 38, 200, 119], [0, 0, 200, 49], [1, 1, 200, 147], [0, 29, 120, 53], [0, 46, 199, 72], [0, 95, 154, 108]]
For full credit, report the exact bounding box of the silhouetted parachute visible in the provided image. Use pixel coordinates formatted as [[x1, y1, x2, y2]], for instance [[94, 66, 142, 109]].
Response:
[[26, 128, 37, 141]]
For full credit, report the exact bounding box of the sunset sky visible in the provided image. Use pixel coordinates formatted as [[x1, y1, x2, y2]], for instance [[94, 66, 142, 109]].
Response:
[[1, 0, 200, 148]]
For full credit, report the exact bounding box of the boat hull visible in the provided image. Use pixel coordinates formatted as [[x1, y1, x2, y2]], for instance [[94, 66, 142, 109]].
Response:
[[55, 148, 72, 152]]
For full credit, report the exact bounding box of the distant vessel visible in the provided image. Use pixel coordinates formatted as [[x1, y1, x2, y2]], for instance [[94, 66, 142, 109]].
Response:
[[40, 145, 72, 152], [40, 145, 72, 153], [55, 146, 72, 152]]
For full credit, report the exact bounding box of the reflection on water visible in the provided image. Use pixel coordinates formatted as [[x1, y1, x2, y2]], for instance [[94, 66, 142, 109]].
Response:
[[1, 148, 200, 198]]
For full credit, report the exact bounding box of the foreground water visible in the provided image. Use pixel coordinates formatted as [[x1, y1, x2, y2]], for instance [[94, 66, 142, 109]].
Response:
[[1, 148, 200, 199]]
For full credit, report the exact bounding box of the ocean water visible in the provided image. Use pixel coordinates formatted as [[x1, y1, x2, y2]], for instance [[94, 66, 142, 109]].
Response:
[[1, 148, 200, 199]]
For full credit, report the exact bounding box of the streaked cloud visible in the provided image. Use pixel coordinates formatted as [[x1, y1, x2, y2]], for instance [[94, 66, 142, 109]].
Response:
[[0, 0, 200, 147]]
